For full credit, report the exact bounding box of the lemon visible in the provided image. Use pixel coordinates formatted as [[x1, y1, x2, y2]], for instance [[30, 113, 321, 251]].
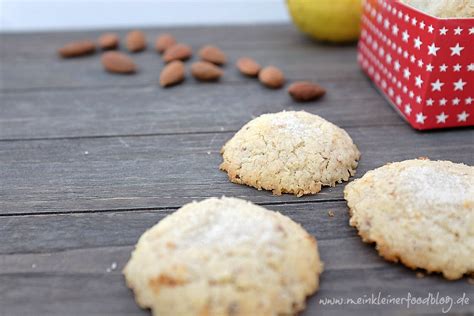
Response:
[[287, 0, 362, 43]]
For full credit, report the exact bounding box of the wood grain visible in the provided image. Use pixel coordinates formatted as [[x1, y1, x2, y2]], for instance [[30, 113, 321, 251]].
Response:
[[0, 79, 405, 140], [1, 24, 473, 316], [1, 125, 472, 215]]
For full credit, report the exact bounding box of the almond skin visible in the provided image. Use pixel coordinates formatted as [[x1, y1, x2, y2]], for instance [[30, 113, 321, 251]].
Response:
[[126, 30, 146, 52], [160, 61, 185, 87], [155, 33, 177, 53], [199, 45, 227, 65], [58, 40, 95, 58], [163, 43, 192, 63], [98, 33, 119, 50], [191, 61, 223, 81], [236, 57, 261, 77], [258, 66, 285, 89], [101, 51, 136, 74], [288, 81, 326, 102]]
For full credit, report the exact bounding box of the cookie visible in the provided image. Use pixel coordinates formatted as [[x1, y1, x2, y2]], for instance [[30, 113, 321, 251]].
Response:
[[402, 0, 474, 18], [344, 158, 474, 280], [220, 111, 360, 196], [123, 197, 323, 316]]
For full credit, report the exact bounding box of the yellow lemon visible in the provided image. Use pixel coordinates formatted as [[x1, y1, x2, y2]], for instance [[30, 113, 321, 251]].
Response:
[[287, 0, 363, 43]]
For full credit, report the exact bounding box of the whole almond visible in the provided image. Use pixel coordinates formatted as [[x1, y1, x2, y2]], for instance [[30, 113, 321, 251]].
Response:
[[155, 33, 177, 53], [163, 43, 192, 62], [101, 51, 136, 74], [236, 57, 261, 77], [199, 45, 227, 65], [191, 61, 223, 81], [160, 60, 185, 87], [258, 66, 285, 89], [126, 30, 146, 52], [98, 33, 119, 50], [58, 40, 95, 58], [288, 81, 326, 102]]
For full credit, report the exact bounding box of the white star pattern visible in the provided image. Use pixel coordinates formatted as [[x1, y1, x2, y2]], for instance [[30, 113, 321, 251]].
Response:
[[403, 68, 411, 79], [454, 79, 466, 91], [431, 79, 444, 91], [359, 5, 472, 130], [450, 43, 464, 56], [436, 112, 448, 124], [427, 43, 440, 56], [394, 60, 401, 71], [402, 30, 410, 42], [416, 112, 426, 124], [457, 111, 469, 122], [415, 75, 423, 87], [392, 24, 399, 35], [414, 37, 422, 49], [405, 104, 412, 115], [454, 27, 463, 35]]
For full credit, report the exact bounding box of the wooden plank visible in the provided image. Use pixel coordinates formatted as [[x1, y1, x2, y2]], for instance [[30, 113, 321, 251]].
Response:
[[0, 201, 352, 254], [0, 47, 360, 91], [1, 125, 472, 215], [0, 201, 471, 315], [0, 25, 362, 91], [0, 80, 404, 140], [0, 220, 474, 315]]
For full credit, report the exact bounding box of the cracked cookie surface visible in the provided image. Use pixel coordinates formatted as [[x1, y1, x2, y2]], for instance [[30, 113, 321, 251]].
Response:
[[220, 111, 360, 196], [344, 159, 474, 280], [123, 197, 323, 316]]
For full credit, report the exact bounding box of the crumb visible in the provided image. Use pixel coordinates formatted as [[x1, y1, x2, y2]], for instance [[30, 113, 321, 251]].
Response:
[[207, 151, 211, 155], [220, 126, 224, 131], [416, 272, 425, 279], [468, 277, 474, 285], [328, 210, 335, 217], [84, 151, 89, 155], [106, 262, 117, 273], [31, 264, 36, 269]]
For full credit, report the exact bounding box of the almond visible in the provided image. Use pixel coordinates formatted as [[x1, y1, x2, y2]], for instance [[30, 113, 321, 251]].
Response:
[[98, 33, 119, 50], [126, 30, 146, 52], [258, 66, 285, 89], [288, 81, 326, 102], [58, 40, 95, 58], [101, 51, 136, 74], [155, 33, 177, 53], [236, 57, 261, 77], [163, 43, 192, 63], [160, 61, 185, 87], [191, 61, 223, 81], [199, 45, 227, 65]]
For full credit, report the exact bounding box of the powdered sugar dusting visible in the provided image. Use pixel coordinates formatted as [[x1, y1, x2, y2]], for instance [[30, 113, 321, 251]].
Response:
[[399, 165, 468, 204], [270, 113, 321, 138]]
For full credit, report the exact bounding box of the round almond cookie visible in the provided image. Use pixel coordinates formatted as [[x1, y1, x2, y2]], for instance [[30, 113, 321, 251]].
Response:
[[344, 159, 474, 280], [123, 197, 323, 316], [220, 111, 360, 196]]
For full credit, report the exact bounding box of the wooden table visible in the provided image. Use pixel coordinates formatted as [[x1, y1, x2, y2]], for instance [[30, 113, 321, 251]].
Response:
[[1, 25, 472, 316]]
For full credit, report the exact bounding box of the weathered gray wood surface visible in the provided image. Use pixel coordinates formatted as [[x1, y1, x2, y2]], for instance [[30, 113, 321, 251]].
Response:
[[0, 25, 473, 316]]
